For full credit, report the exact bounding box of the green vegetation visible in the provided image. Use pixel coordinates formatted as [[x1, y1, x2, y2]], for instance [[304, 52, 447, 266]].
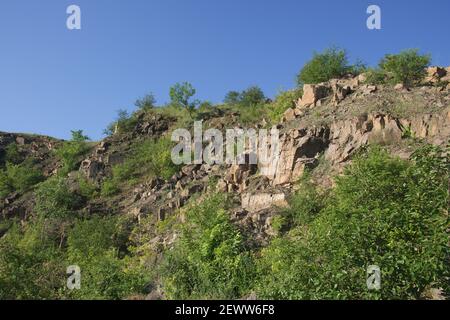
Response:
[[223, 91, 241, 105], [101, 138, 179, 195], [268, 89, 303, 123], [66, 216, 146, 299], [169, 82, 199, 117], [379, 49, 431, 86], [135, 92, 156, 111], [55, 130, 91, 175], [34, 176, 83, 219], [223, 86, 266, 108], [256, 146, 449, 299], [365, 49, 431, 86], [159, 194, 256, 299], [0, 48, 448, 301], [104, 109, 139, 136], [297, 47, 365, 85], [0, 222, 66, 299], [1, 143, 448, 300], [3, 143, 23, 165], [0, 159, 44, 198]]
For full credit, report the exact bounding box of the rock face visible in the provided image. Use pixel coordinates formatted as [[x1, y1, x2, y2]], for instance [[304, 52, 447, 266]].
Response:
[[425, 66, 448, 83], [262, 107, 450, 186], [2, 68, 450, 253], [297, 84, 330, 108], [261, 127, 329, 185], [241, 192, 287, 213]]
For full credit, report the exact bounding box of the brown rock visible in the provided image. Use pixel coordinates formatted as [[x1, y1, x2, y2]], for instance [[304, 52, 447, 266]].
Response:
[[80, 159, 104, 181], [241, 192, 287, 213], [15, 136, 26, 145], [282, 108, 296, 122], [298, 84, 330, 108], [394, 83, 406, 90], [362, 85, 377, 95]]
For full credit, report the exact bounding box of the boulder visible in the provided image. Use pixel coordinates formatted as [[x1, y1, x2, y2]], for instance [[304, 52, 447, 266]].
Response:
[[361, 85, 377, 95], [260, 128, 329, 186], [241, 192, 287, 213], [282, 107, 296, 122], [394, 83, 406, 91], [15, 136, 26, 145], [330, 81, 352, 105], [427, 66, 447, 78], [80, 159, 105, 181], [297, 84, 330, 108], [424, 66, 448, 84]]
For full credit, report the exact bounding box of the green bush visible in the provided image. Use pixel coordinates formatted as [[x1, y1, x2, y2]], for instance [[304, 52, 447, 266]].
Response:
[[223, 87, 266, 108], [240, 86, 266, 107], [0, 222, 66, 299], [66, 216, 146, 299], [379, 49, 431, 86], [76, 174, 98, 199], [4, 143, 23, 165], [100, 178, 120, 197], [0, 160, 44, 198], [237, 103, 269, 125], [297, 47, 364, 85], [256, 146, 449, 299], [169, 82, 199, 117], [55, 130, 91, 175], [135, 93, 156, 111], [223, 91, 241, 105], [268, 89, 303, 124], [364, 67, 387, 85], [34, 176, 83, 219], [160, 194, 256, 299], [285, 176, 326, 226], [101, 138, 180, 195], [104, 110, 139, 136]]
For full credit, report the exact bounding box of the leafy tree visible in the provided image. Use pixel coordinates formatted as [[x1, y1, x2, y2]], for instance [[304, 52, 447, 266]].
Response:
[[34, 176, 82, 219], [70, 130, 90, 142], [135, 93, 156, 110], [104, 109, 138, 136], [223, 91, 241, 105], [55, 130, 91, 175], [297, 47, 361, 85], [160, 194, 256, 299], [239, 86, 266, 107], [379, 49, 431, 86], [169, 82, 198, 116]]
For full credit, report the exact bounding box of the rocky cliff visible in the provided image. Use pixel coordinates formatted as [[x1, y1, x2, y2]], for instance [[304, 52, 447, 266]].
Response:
[[1, 68, 449, 299]]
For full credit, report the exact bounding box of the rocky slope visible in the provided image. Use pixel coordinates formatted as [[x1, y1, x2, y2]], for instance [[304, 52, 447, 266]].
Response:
[[1, 68, 449, 297]]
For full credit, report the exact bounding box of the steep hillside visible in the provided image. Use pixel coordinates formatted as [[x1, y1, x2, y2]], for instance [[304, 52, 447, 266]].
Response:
[[0, 66, 449, 300]]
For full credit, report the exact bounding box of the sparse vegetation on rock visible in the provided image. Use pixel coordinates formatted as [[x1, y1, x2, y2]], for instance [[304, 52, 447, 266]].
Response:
[[0, 48, 449, 300]]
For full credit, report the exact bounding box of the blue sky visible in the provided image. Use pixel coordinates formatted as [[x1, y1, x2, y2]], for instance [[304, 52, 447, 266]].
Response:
[[1, 0, 449, 140]]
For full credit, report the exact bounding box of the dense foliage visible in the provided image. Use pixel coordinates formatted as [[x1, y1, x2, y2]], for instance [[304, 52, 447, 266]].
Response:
[[297, 47, 365, 85], [159, 194, 256, 299], [0, 160, 44, 198], [55, 130, 91, 175], [365, 49, 431, 86], [223, 86, 266, 108], [256, 146, 449, 299]]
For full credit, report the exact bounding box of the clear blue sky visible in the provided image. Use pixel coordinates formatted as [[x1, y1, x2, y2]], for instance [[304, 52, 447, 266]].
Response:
[[1, 0, 449, 140]]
